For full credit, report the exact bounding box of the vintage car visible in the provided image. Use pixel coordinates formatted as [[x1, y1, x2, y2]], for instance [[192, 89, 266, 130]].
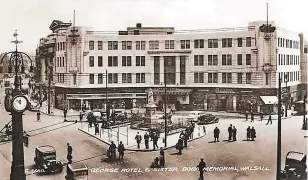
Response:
[[34, 145, 63, 174], [187, 111, 203, 122], [197, 114, 219, 125], [65, 163, 88, 180], [281, 151, 307, 180]]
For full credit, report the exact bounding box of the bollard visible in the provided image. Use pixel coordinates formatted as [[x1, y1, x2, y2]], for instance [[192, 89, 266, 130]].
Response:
[[100, 128, 101, 138], [198, 126, 200, 137]]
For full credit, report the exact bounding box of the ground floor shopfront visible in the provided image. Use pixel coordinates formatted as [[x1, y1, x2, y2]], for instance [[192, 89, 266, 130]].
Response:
[[54, 86, 297, 113]]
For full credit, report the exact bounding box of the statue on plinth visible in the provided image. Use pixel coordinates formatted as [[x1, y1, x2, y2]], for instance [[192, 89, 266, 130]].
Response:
[[148, 89, 154, 104]]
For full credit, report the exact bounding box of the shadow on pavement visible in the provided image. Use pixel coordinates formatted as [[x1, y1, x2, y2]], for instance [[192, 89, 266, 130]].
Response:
[[208, 140, 218, 143]]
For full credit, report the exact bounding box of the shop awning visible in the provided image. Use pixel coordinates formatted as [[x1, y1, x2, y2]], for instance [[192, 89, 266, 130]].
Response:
[[260, 96, 278, 105]]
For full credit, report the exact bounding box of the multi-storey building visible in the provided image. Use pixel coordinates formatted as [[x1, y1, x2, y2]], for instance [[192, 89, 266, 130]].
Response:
[[37, 20, 305, 113], [299, 34, 308, 98]]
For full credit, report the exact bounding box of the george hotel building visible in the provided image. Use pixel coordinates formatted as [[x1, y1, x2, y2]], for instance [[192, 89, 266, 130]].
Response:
[[36, 20, 306, 113]]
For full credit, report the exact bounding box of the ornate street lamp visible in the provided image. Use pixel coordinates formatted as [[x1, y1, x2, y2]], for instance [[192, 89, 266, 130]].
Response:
[[1, 30, 34, 180]]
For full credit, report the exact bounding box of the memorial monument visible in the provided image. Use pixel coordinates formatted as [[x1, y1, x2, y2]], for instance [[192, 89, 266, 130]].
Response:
[[144, 89, 160, 124]]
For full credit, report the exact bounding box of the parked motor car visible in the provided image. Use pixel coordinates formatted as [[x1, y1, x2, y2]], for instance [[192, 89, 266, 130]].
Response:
[[197, 114, 219, 125], [280, 151, 307, 180], [187, 111, 203, 122], [34, 145, 63, 174]]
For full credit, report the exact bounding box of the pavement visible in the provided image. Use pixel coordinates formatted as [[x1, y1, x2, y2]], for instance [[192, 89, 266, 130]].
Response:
[[0, 98, 306, 180], [78, 123, 206, 151]]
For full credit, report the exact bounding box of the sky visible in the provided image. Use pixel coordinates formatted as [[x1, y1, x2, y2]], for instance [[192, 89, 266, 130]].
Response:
[[0, 0, 307, 52]]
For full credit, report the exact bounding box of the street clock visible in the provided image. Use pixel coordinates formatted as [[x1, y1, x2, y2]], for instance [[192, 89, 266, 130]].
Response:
[[12, 95, 29, 113]]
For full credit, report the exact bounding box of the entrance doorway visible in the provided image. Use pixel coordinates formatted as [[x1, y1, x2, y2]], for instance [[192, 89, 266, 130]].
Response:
[[219, 99, 227, 111]]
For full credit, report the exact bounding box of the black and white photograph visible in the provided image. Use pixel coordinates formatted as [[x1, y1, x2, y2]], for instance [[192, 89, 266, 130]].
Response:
[[0, 0, 307, 179]]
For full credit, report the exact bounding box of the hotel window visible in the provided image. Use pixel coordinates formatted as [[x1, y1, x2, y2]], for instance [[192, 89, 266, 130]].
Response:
[[222, 38, 232, 47], [63, 42, 66, 50], [136, 41, 140, 50], [208, 73, 213, 83], [208, 39, 218, 48], [194, 72, 204, 83], [246, 73, 252, 84], [108, 41, 118, 50], [290, 40, 293, 48], [246, 37, 251, 47], [122, 56, 132, 66], [222, 38, 227, 48], [149, 41, 159, 49], [208, 55, 213, 65], [246, 54, 251, 65], [89, 41, 94, 50], [213, 55, 218, 65], [89, 56, 94, 67], [222, 55, 227, 65], [194, 39, 204, 48], [222, 73, 227, 83], [194, 55, 204, 66], [278, 38, 280, 47], [108, 56, 118, 67], [180, 40, 190, 49], [237, 38, 242, 47], [208, 73, 218, 83], [213, 73, 218, 83], [136, 56, 145, 66], [165, 40, 175, 49], [136, 73, 145, 83], [98, 56, 103, 67], [108, 73, 118, 83], [98, 74, 103, 84], [227, 73, 232, 83], [122, 41, 132, 50], [237, 73, 242, 84], [122, 73, 132, 83], [89, 74, 94, 84], [98, 41, 103, 50], [237, 54, 242, 65], [73, 74, 76, 85], [227, 54, 232, 65], [60, 43, 62, 51]]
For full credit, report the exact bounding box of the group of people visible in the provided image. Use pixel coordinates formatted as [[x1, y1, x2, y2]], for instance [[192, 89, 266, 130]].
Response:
[[106, 141, 126, 161], [175, 123, 196, 155], [245, 111, 273, 125], [211, 125, 237, 142], [134, 131, 160, 150], [150, 148, 165, 168], [212, 124, 257, 142]]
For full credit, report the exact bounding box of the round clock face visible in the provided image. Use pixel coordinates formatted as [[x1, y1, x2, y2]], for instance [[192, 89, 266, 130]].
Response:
[[12, 96, 28, 112]]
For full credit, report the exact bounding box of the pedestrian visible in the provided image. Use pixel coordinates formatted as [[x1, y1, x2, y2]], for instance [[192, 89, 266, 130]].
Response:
[[95, 123, 99, 135], [109, 141, 117, 160], [228, 124, 233, 141], [176, 137, 184, 155], [260, 112, 263, 121], [144, 132, 149, 149], [266, 115, 272, 125], [159, 147, 165, 167], [190, 125, 194, 139], [251, 127, 256, 141], [245, 111, 248, 121], [203, 126, 206, 134], [197, 158, 206, 180], [36, 111, 41, 122], [63, 108, 67, 122], [135, 132, 142, 149], [213, 127, 220, 142], [232, 126, 237, 141], [184, 131, 189, 147], [79, 111, 83, 122], [246, 126, 251, 140], [118, 141, 125, 160], [251, 112, 254, 122], [153, 133, 159, 150], [67, 143, 73, 164]]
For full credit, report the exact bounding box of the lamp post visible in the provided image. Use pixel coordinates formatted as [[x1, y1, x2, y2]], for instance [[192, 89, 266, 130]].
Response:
[[284, 74, 289, 117], [1, 30, 34, 180], [160, 81, 167, 147], [277, 74, 282, 180], [304, 95, 307, 121]]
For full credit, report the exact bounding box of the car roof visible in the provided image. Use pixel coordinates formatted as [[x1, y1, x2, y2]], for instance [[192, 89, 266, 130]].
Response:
[[287, 152, 306, 161], [68, 163, 88, 171], [36, 145, 55, 153]]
